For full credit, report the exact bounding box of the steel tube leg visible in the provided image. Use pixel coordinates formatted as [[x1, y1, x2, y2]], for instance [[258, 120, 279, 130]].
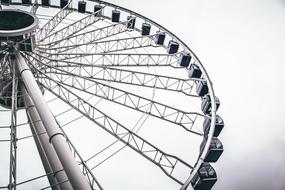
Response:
[[16, 51, 91, 190], [26, 113, 61, 190], [23, 85, 73, 190]]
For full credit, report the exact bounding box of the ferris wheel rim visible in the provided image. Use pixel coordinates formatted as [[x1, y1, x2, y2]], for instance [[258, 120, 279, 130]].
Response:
[[0, 1, 221, 189]]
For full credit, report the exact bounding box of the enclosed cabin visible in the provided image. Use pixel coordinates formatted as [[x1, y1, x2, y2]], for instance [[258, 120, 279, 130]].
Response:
[[78, 1, 86, 13], [60, 0, 68, 8], [127, 16, 136, 29], [167, 40, 179, 54], [141, 23, 151, 36], [203, 115, 224, 137], [189, 64, 202, 78], [191, 163, 217, 190], [154, 31, 165, 45], [1, 0, 10, 4], [111, 10, 120, 23], [201, 95, 220, 115], [22, 0, 31, 5], [41, 0, 50, 7], [200, 136, 223, 162], [179, 52, 191, 67], [94, 5, 103, 17], [196, 81, 208, 96]]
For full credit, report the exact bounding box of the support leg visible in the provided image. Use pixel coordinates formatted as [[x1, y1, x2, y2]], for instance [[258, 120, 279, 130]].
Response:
[[16, 51, 91, 190]]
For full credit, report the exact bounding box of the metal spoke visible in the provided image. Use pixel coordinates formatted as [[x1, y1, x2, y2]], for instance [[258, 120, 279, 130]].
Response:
[[35, 51, 181, 67], [34, 67, 193, 185], [38, 35, 156, 54], [28, 56, 204, 135], [48, 72, 202, 134], [39, 12, 105, 45], [36, 0, 73, 41], [38, 21, 128, 47], [36, 14, 82, 28], [32, 52, 203, 94], [55, 120, 104, 190]]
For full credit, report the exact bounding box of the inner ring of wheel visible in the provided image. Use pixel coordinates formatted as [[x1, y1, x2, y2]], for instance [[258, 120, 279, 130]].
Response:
[[0, 9, 38, 37]]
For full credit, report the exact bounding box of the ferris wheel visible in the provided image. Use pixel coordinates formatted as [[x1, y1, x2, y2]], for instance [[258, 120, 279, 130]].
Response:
[[0, 0, 224, 189]]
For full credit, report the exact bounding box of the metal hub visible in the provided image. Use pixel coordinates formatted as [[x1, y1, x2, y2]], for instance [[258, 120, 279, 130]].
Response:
[[0, 11, 34, 30], [0, 9, 38, 37], [0, 10, 38, 109], [0, 9, 38, 51]]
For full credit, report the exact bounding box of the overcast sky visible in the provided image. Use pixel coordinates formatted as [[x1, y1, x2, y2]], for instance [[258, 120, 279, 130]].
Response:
[[102, 0, 285, 189]]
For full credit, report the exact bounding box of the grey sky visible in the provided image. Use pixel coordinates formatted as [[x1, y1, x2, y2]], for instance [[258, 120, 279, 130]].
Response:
[[102, 0, 285, 189]]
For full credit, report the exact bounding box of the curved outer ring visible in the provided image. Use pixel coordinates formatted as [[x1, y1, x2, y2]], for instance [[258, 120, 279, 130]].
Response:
[[0, 9, 38, 37], [3, 1, 218, 189], [88, 1, 218, 189]]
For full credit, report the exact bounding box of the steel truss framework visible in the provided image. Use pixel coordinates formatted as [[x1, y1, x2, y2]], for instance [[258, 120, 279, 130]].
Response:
[[25, 53, 205, 134], [39, 35, 156, 54], [0, 0, 220, 190]]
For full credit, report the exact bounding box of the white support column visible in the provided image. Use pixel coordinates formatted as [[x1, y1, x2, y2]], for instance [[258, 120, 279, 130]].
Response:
[[16, 51, 91, 190], [23, 85, 73, 190], [26, 111, 61, 190]]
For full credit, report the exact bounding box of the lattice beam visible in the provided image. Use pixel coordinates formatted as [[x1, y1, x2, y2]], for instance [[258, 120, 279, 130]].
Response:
[[39, 35, 156, 54], [31, 52, 201, 95], [34, 64, 203, 134], [38, 22, 128, 47], [29, 63, 193, 185], [36, 0, 73, 41], [35, 51, 181, 67], [40, 13, 103, 45]]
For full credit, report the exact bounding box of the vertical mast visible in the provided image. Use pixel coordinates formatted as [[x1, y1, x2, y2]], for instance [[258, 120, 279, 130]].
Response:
[[23, 86, 73, 190], [16, 51, 91, 190]]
